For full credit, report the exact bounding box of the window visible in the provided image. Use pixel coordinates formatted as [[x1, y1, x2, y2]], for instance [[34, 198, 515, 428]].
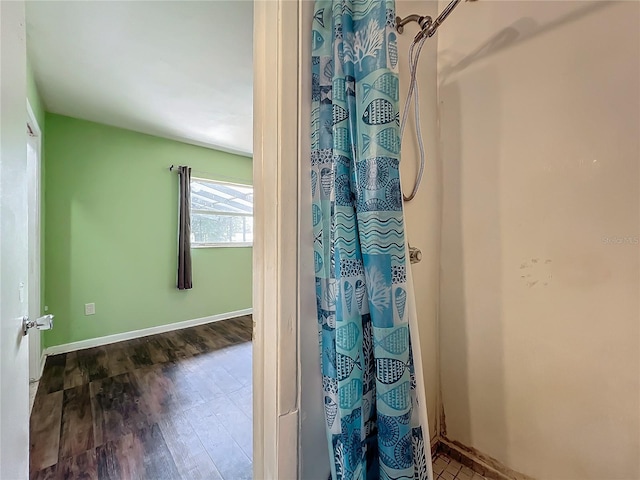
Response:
[[190, 178, 253, 247]]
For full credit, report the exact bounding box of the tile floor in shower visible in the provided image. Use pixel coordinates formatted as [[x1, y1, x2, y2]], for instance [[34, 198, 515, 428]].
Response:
[[434, 454, 488, 480]]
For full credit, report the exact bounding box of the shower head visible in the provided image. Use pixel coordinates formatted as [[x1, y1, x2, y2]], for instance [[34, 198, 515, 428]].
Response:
[[396, 0, 477, 38], [396, 14, 431, 34]]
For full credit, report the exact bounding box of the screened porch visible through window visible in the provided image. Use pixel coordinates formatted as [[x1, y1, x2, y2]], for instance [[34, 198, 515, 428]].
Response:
[[190, 178, 253, 247]]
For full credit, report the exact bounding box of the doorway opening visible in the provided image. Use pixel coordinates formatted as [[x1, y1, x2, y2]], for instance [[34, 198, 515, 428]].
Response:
[[26, 2, 255, 478]]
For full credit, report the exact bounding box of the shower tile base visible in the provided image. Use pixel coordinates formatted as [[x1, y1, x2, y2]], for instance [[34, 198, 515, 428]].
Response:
[[433, 453, 488, 480], [432, 439, 532, 480]]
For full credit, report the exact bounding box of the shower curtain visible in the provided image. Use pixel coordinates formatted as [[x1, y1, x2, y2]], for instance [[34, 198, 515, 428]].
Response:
[[311, 1, 432, 479]]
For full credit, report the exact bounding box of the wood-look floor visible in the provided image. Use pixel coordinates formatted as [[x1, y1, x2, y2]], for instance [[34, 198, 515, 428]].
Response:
[[30, 316, 253, 480]]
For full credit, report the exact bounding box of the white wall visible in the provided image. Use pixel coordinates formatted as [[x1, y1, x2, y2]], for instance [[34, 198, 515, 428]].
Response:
[[397, 0, 441, 441], [437, 2, 639, 479]]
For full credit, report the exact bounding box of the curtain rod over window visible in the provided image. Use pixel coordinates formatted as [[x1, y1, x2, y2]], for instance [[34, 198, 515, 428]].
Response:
[[168, 165, 251, 185]]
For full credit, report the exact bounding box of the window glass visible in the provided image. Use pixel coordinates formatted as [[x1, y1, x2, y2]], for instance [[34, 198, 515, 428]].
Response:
[[190, 178, 253, 247]]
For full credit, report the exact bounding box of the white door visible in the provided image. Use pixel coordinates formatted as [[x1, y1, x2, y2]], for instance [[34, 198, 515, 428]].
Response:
[[27, 112, 42, 383], [0, 1, 31, 478]]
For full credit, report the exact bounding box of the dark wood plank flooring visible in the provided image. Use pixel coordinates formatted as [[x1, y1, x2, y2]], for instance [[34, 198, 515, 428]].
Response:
[[30, 315, 253, 480]]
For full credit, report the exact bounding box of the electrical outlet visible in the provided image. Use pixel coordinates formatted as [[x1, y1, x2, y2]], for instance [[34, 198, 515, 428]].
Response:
[[44, 305, 49, 312], [85, 303, 96, 316]]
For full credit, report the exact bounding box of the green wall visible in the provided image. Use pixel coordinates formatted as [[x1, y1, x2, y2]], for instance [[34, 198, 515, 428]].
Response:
[[44, 114, 252, 347]]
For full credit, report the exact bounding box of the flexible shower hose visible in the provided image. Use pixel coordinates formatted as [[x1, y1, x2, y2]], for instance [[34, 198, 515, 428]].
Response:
[[400, 34, 429, 202]]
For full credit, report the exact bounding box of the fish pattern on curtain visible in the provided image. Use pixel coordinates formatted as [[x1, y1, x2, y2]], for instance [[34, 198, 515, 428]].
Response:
[[311, 1, 430, 480]]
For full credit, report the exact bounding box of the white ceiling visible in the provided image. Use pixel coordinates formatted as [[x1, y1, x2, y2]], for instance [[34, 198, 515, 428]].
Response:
[[26, 1, 253, 156]]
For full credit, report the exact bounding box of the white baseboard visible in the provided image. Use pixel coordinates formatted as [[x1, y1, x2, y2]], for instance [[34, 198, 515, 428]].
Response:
[[29, 351, 47, 384], [43, 308, 253, 356]]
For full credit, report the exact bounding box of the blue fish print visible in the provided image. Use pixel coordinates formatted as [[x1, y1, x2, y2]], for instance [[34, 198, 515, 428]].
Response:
[[333, 77, 346, 102], [362, 72, 399, 101], [362, 134, 371, 153], [332, 104, 348, 125], [314, 8, 325, 27], [375, 327, 409, 355], [312, 30, 324, 50], [376, 357, 409, 384], [366, 127, 400, 154], [334, 127, 350, 153], [339, 378, 363, 410], [336, 322, 360, 351], [379, 381, 410, 411], [336, 352, 359, 380], [362, 98, 399, 126], [312, 204, 322, 226]]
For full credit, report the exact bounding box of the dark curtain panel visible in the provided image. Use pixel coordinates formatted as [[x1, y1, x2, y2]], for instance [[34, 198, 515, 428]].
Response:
[[177, 166, 193, 290]]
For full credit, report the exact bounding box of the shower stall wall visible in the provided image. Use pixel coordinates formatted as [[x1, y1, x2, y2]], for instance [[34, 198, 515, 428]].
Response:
[[437, 2, 639, 479]]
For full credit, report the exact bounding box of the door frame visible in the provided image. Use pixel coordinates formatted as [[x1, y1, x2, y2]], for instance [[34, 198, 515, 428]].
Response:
[[0, 1, 31, 476], [26, 99, 43, 382], [252, 0, 301, 478]]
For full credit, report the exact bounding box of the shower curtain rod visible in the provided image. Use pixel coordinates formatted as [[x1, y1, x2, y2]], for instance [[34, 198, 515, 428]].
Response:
[[396, 0, 474, 39]]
